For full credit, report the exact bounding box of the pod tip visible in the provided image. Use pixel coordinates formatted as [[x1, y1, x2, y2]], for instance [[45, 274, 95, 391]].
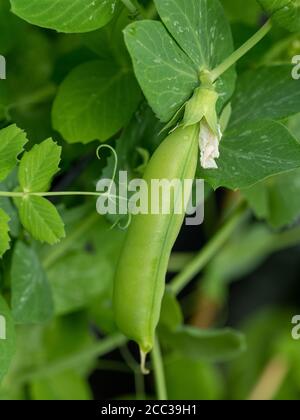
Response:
[[140, 349, 150, 375]]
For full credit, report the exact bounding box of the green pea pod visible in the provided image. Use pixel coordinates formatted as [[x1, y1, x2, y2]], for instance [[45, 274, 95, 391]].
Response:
[[113, 125, 199, 361]]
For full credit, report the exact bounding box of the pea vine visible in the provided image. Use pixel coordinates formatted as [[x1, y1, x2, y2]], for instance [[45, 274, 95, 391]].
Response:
[[1, 0, 300, 401]]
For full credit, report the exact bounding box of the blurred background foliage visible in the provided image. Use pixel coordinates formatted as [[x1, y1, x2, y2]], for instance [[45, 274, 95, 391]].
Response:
[[0, 0, 300, 400]]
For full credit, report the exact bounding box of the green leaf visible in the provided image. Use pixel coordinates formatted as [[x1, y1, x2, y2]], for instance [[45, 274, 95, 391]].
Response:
[[18, 139, 61, 193], [200, 120, 300, 190], [10, 0, 118, 33], [161, 325, 246, 362], [0, 208, 10, 258], [230, 66, 300, 128], [30, 370, 92, 400], [17, 196, 65, 245], [0, 295, 16, 383], [11, 241, 54, 324], [0, 124, 27, 182], [165, 355, 223, 400], [258, 0, 300, 32], [243, 168, 300, 228], [81, 8, 131, 66], [52, 59, 141, 143], [124, 21, 198, 122], [154, 0, 236, 106]]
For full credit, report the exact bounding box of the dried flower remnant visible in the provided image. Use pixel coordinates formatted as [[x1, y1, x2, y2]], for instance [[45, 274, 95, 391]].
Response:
[[199, 121, 222, 169]]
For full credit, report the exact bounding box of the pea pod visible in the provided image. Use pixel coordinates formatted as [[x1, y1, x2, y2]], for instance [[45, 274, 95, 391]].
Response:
[[113, 125, 199, 361]]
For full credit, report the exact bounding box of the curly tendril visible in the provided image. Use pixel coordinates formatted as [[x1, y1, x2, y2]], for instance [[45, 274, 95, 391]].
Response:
[[96, 144, 132, 230]]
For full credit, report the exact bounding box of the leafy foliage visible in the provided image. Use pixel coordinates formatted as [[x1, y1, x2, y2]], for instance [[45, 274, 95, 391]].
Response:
[[199, 120, 300, 189], [0, 125, 27, 182], [52, 60, 141, 143], [10, 0, 119, 33], [124, 0, 236, 122], [11, 241, 54, 324], [18, 139, 61, 192], [0, 0, 300, 401], [258, 0, 300, 32]]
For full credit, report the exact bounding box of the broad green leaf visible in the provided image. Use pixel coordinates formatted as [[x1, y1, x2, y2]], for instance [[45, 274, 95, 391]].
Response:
[[258, 0, 300, 32], [242, 182, 269, 220], [154, 0, 236, 105], [18, 139, 61, 193], [11, 241, 54, 324], [52, 60, 141, 143], [0, 124, 27, 182], [0, 209, 10, 258], [10, 0, 118, 33], [243, 168, 300, 228], [0, 295, 16, 383], [230, 66, 300, 128], [161, 325, 246, 362], [200, 120, 300, 190], [124, 21, 198, 122], [17, 196, 65, 245], [30, 370, 92, 400], [82, 8, 131, 66], [165, 355, 223, 400]]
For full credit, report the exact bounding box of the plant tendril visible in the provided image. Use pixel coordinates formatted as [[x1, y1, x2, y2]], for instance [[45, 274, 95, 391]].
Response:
[[96, 144, 118, 196]]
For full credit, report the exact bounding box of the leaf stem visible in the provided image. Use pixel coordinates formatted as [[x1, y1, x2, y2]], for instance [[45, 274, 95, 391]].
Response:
[[170, 203, 248, 295], [151, 336, 168, 401], [211, 20, 272, 82]]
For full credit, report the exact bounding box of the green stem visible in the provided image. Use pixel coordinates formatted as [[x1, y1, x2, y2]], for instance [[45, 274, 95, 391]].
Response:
[[0, 191, 128, 201], [15, 333, 126, 385], [170, 204, 248, 295], [0, 191, 101, 198], [211, 20, 272, 82], [151, 336, 168, 401]]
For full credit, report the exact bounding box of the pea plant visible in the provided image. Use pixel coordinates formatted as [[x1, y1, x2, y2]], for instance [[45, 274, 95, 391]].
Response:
[[0, 0, 300, 401]]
